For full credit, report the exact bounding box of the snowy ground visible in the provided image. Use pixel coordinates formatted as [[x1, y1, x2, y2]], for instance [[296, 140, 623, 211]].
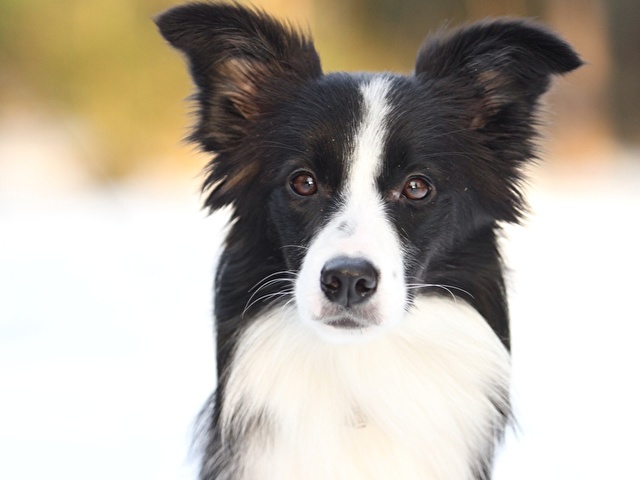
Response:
[[1, 126, 639, 478]]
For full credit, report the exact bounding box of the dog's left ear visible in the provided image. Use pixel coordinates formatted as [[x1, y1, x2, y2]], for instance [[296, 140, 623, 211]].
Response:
[[415, 19, 582, 129]]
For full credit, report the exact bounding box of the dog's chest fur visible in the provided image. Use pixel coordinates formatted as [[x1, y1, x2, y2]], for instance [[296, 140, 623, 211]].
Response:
[[215, 297, 510, 480]]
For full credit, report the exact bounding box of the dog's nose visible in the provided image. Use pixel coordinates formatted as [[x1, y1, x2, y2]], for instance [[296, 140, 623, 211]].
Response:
[[320, 257, 378, 307]]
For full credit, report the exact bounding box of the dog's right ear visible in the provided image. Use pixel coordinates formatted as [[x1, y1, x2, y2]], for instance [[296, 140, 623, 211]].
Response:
[[156, 3, 322, 152]]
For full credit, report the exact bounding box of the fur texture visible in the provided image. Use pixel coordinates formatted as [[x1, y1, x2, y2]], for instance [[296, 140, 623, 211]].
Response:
[[156, 3, 581, 479]]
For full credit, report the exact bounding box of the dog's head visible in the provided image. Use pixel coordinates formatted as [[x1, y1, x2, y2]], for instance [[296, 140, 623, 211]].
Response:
[[157, 3, 581, 342]]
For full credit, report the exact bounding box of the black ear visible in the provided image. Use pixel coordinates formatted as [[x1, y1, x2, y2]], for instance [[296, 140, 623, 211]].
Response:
[[155, 2, 322, 152], [415, 19, 582, 129]]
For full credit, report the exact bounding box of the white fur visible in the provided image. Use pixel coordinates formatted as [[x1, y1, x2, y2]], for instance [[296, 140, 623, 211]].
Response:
[[294, 77, 407, 342], [221, 296, 510, 480], [347, 76, 392, 200]]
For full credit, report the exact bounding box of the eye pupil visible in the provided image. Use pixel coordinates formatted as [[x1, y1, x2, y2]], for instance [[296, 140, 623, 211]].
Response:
[[403, 176, 431, 200], [290, 172, 318, 196]]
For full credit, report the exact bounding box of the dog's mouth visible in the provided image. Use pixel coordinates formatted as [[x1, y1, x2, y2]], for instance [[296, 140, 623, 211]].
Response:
[[311, 309, 391, 342], [325, 317, 366, 330]]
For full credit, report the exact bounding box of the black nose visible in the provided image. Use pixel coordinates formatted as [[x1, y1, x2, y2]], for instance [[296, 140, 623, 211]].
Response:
[[320, 257, 378, 307]]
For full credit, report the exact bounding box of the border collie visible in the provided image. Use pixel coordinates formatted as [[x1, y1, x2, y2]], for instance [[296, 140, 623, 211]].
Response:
[[156, 4, 580, 479]]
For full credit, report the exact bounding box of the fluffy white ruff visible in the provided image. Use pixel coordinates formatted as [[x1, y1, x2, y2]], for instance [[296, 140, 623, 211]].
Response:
[[219, 296, 510, 480]]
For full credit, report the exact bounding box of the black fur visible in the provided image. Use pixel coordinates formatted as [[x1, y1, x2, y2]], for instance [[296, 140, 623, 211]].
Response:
[[156, 3, 581, 478]]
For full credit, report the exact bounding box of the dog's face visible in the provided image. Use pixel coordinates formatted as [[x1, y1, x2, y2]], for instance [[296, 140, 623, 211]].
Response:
[[157, 3, 581, 343], [272, 77, 408, 341], [262, 74, 493, 342]]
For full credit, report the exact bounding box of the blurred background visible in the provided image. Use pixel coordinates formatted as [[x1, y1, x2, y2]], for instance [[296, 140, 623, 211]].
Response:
[[1, 0, 638, 479]]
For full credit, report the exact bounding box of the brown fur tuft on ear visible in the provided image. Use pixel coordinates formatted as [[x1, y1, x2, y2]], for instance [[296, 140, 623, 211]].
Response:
[[156, 2, 322, 152], [415, 18, 582, 130], [217, 58, 269, 121]]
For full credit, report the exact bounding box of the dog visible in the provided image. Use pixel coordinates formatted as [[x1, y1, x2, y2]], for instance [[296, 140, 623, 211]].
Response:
[[156, 3, 581, 479]]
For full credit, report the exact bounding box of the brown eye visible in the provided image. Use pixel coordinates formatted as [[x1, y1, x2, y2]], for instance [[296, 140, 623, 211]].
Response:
[[290, 172, 318, 196], [402, 176, 432, 201]]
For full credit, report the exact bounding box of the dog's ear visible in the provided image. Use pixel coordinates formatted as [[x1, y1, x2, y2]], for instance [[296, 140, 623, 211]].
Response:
[[415, 19, 582, 130], [156, 3, 322, 152]]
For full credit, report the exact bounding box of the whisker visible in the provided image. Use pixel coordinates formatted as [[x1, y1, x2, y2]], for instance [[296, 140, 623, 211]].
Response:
[[255, 277, 296, 293], [245, 279, 293, 313], [242, 289, 295, 318], [243, 270, 298, 318], [248, 270, 297, 293], [282, 297, 297, 310], [405, 283, 474, 302]]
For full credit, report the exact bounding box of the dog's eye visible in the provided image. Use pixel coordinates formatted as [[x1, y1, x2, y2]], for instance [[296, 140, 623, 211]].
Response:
[[402, 176, 432, 201], [290, 172, 318, 196]]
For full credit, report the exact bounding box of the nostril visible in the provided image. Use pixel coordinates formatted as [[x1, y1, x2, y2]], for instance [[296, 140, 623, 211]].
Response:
[[322, 274, 342, 293], [320, 256, 379, 307], [355, 277, 375, 295]]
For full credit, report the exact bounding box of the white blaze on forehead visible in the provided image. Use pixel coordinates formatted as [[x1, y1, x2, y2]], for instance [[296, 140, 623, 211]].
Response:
[[293, 75, 405, 342], [346, 77, 393, 201]]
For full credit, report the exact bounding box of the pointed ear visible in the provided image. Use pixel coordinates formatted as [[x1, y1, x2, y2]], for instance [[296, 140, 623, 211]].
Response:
[[156, 3, 322, 152], [415, 19, 582, 129]]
